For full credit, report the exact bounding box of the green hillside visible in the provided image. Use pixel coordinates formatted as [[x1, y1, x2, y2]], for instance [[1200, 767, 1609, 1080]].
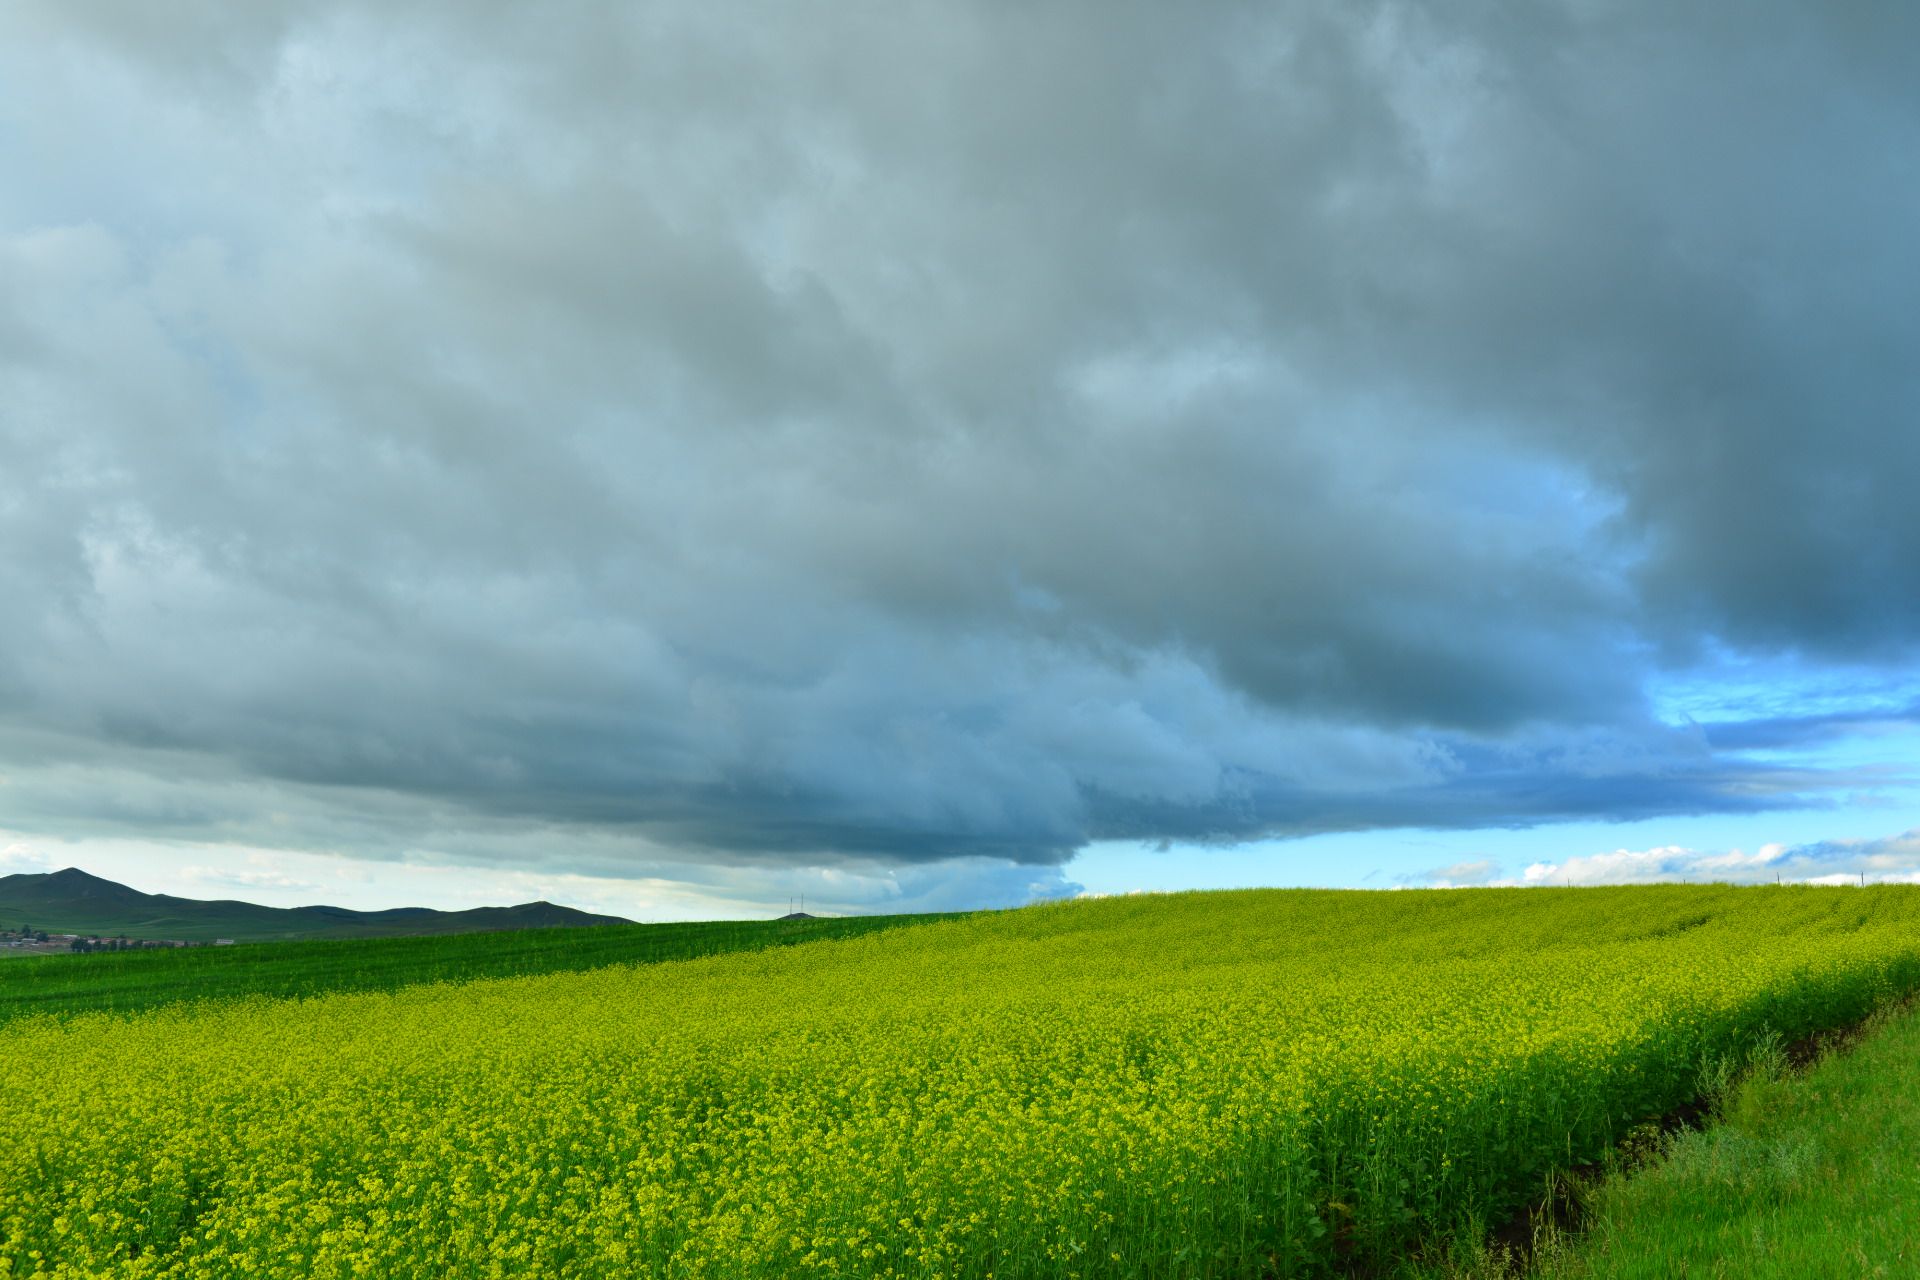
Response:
[[0, 867, 630, 942], [0, 908, 961, 1024]]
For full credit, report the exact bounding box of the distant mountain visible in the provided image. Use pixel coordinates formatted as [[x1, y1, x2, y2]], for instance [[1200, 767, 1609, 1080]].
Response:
[[0, 868, 632, 943]]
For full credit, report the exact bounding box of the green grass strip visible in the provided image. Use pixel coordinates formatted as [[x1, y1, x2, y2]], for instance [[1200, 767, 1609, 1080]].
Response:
[[0, 912, 959, 1024], [1416, 1000, 1920, 1278]]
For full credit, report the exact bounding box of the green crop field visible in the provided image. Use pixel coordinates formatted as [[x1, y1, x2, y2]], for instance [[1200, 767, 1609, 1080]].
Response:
[[7, 884, 1920, 1278], [0, 913, 953, 1025]]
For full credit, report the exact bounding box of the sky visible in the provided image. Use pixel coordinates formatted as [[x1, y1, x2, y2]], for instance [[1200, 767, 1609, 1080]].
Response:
[[2, 2, 1918, 921]]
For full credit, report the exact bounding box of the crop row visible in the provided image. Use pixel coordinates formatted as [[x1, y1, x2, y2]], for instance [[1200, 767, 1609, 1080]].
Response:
[[0, 913, 953, 1025]]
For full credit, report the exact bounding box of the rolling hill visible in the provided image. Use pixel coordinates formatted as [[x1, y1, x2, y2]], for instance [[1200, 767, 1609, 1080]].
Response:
[[0, 867, 632, 943]]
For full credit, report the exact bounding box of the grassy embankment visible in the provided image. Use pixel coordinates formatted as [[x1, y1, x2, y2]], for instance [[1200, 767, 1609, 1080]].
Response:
[[1417, 999, 1920, 1279], [0, 912, 959, 1024]]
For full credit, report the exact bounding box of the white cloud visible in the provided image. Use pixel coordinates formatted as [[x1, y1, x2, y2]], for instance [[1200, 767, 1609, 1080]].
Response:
[[0, 841, 53, 875], [1520, 830, 1920, 887], [1415, 859, 1500, 888], [178, 857, 323, 896], [0, 829, 1078, 920]]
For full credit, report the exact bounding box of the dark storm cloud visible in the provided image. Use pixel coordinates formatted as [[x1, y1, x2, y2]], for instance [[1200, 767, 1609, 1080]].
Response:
[[1700, 704, 1920, 753], [1, 1, 1915, 882]]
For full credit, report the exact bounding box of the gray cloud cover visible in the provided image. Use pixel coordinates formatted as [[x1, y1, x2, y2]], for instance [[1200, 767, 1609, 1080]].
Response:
[[2, 1, 1916, 900]]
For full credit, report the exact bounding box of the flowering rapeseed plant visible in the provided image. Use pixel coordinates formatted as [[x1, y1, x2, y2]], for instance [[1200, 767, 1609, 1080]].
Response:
[[2, 884, 1916, 1277]]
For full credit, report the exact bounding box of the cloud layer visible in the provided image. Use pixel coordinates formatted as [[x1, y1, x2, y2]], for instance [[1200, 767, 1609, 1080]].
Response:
[[1516, 829, 1920, 889], [2, 2, 1917, 897]]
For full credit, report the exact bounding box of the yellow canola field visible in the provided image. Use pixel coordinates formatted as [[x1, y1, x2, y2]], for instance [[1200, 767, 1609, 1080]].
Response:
[[5, 885, 1920, 1279]]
